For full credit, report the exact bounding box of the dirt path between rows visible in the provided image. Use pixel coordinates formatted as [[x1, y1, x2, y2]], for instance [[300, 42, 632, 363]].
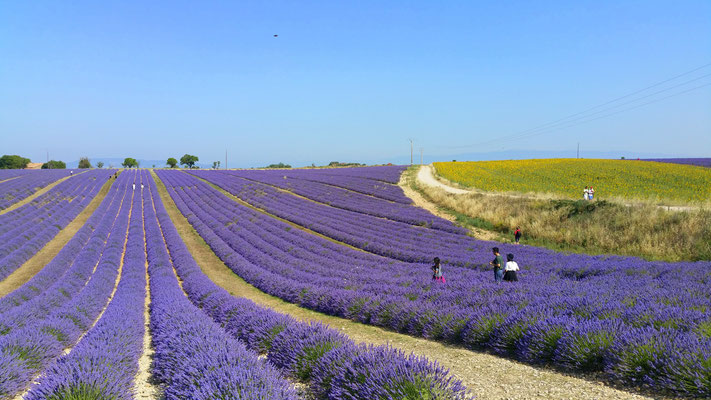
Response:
[[152, 171, 654, 400], [418, 164, 699, 212], [0, 176, 115, 297], [0, 171, 88, 216]]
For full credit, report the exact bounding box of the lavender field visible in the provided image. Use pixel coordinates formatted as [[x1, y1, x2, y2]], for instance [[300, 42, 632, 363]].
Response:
[[0, 169, 471, 400], [0, 166, 708, 399]]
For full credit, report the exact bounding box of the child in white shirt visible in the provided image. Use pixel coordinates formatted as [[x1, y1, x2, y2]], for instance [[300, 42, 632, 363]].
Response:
[[504, 253, 519, 282]]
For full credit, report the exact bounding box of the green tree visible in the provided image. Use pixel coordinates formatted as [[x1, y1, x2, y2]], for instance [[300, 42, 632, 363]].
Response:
[[122, 158, 138, 168], [266, 162, 291, 169], [212, 161, 221, 169], [78, 157, 92, 169], [0, 154, 31, 169], [180, 154, 199, 168], [41, 160, 66, 169], [96, 161, 104, 168], [167, 157, 178, 168]]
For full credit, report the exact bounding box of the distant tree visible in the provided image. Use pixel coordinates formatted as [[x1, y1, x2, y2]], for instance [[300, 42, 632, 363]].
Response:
[[122, 157, 139, 168], [180, 154, 199, 169], [0, 154, 31, 169], [620, 156, 625, 160], [41, 160, 66, 169], [212, 161, 221, 169], [152, 164, 155, 168], [78, 157, 92, 169], [96, 161, 104, 168], [265, 162, 291, 169], [167, 157, 178, 168]]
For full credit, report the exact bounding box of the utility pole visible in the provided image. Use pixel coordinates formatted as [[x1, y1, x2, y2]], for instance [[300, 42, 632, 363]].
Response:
[[225, 150, 227, 170], [420, 148, 423, 165], [409, 139, 413, 165], [577, 142, 580, 159], [46, 150, 49, 168]]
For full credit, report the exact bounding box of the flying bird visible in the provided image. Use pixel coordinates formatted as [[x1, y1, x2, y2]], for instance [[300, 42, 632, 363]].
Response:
[[273, 34, 278, 38]]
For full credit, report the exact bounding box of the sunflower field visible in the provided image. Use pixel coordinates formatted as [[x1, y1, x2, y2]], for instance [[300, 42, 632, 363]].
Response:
[[433, 159, 711, 203]]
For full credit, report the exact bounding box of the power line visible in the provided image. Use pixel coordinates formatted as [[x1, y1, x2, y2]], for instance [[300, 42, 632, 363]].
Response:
[[435, 61, 711, 150], [497, 81, 711, 145]]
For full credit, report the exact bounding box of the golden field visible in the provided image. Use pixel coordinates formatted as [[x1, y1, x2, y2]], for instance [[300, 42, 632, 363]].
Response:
[[433, 158, 711, 204]]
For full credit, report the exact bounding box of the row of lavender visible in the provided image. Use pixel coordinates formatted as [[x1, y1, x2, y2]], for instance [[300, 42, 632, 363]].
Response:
[[0, 169, 72, 210], [163, 169, 711, 396], [0, 170, 135, 397], [153, 171, 472, 399], [252, 166, 412, 203], [0, 169, 114, 281], [643, 158, 711, 168], [202, 169, 464, 233]]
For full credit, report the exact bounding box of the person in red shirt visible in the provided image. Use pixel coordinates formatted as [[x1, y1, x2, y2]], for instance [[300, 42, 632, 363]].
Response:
[[514, 226, 522, 244]]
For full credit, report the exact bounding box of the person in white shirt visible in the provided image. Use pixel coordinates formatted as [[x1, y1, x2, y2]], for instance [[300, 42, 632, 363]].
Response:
[[583, 186, 589, 200], [503, 253, 519, 282]]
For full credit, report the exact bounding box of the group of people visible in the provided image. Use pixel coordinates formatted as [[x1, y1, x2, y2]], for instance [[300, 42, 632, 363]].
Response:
[[583, 186, 595, 200], [430, 246, 520, 284]]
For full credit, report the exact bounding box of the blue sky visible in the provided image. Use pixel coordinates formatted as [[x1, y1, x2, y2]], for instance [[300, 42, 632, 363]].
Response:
[[1, 1, 709, 167]]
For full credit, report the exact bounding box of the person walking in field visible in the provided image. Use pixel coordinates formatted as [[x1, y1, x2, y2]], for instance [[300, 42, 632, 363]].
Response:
[[141, 183, 145, 190], [503, 253, 519, 282], [489, 247, 504, 283], [514, 226, 522, 244], [583, 186, 589, 200], [132, 183, 136, 190], [589, 186, 594, 200], [431, 257, 446, 283]]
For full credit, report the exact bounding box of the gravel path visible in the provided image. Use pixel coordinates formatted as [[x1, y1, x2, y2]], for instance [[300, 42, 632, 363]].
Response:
[[153, 171, 657, 400]]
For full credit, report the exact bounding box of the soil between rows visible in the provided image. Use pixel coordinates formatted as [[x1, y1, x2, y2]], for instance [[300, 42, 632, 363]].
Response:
[[0, 175, 115, 297], [151, 170, 656, 400]]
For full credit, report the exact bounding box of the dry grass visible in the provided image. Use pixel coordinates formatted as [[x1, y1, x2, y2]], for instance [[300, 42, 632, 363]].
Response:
[[406, 167, 711, 262]]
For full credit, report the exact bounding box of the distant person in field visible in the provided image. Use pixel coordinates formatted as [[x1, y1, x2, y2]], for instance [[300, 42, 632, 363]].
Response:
[[489, 247, 504, 283], [141, 183, 145, 190], [503, 253, 519, 282], [70, 170, 73, 176], [589, 186, 594, 200], [514, 226, 522, 244], [583, 186, 589, 200], [431, 257, 445, 283], [132, 183, 136, 190]]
